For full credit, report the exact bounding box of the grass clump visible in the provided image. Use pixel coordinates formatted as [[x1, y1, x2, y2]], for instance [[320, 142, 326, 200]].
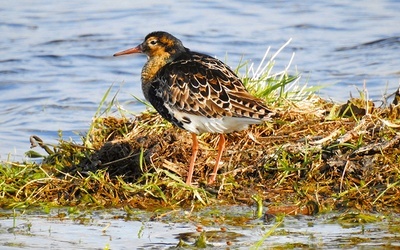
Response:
[[1, 41, 400, 213]]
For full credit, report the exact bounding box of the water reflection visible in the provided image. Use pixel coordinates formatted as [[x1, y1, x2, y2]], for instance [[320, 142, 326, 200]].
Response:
[[1, 208, 398, 249]]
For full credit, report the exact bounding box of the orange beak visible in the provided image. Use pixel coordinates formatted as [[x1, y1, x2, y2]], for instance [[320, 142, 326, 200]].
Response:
[[113, 45, 142, 56]]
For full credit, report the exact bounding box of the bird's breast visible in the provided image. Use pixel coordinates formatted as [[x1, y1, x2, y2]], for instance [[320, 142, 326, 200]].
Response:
[[141, 57, 170, 102], [141, 59, 166, 85]]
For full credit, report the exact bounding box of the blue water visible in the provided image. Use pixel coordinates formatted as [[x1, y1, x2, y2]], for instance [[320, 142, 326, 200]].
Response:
[[1, 0, 399, 159]]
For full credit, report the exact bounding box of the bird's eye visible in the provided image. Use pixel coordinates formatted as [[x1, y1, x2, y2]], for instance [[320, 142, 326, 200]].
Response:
[[149, 40, 157, 45]]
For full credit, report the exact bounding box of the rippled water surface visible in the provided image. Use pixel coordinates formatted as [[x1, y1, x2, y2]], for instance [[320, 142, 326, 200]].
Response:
[[1, 207, 399, 249], [1, 1, 400, 158]]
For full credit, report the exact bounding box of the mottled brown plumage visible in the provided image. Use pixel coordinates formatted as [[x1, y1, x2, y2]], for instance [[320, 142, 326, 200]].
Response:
[[114, 31, 273, 185]]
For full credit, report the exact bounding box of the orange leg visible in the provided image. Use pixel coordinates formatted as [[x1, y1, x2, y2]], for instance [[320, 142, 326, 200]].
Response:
[[209, 134, 225, 184], [186, 133, 198, 185]]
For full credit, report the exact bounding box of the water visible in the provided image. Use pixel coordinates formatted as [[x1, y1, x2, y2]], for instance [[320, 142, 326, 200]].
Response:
[[1, 1, 399, 158], [1, 208, 399, 249]]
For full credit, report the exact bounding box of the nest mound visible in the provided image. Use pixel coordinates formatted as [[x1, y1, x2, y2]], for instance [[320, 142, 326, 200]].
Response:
[[59, 96, 400, 211], [19, 95, 400, 212]]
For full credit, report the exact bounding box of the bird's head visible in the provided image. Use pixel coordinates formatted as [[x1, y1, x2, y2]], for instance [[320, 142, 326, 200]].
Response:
[[114, 31, 186, 62]]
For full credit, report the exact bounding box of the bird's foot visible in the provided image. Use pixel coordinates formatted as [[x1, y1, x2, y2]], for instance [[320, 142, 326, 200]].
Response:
[[207, 174, 217, 185]]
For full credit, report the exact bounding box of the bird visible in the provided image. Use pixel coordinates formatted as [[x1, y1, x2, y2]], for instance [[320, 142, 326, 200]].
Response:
[[114, 31, 273, 185]]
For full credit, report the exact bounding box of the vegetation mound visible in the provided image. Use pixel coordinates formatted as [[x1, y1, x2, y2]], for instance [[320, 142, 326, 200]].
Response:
[[1, 42, 399, 214]]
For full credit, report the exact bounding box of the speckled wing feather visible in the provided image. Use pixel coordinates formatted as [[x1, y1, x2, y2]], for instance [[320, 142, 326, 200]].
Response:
[[155, 52, 272, 121]]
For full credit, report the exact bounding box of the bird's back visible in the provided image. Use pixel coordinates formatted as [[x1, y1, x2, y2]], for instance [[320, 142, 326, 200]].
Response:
[[147, 50, 273, 134]]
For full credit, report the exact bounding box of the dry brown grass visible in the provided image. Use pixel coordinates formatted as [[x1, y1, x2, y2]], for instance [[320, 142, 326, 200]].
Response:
[[69, 96, 400, 210], [3, 94, 400, 213]]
